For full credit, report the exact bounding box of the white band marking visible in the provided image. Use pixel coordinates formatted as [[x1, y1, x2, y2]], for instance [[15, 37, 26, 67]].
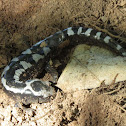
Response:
[[32, 54, 44, 63], [81, 28, 93, 36], [43, 47, 51, 56], [104, 36, 111, 43], [116, 45, 122, 50], [77, 27, 83, 35], [67, 27, 75, 36], [20, 61, 32, 70], [22, 49, 32, 54], [94, 32, 102, 40]]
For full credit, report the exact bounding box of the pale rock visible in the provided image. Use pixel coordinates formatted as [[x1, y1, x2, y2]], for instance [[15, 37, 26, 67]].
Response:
[[57, 44, 126, 92]]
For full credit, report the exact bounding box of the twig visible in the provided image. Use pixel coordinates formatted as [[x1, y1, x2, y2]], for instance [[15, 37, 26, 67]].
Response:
[[104, 83, 122, 95], [110, 74, 119, 85]]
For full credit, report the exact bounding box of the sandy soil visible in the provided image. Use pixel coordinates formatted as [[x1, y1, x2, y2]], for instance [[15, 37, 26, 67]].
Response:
[[0, 0, 126, 126]]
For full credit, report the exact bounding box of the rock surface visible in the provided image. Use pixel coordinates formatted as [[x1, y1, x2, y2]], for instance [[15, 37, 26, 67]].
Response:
[[57, 44, 126, 91]]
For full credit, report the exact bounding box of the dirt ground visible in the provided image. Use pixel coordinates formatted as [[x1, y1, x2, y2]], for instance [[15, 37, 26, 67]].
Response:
[[0, 0, 126, 126]]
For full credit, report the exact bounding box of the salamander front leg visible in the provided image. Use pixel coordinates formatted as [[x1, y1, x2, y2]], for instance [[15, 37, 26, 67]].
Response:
[[45, 60, 59, 83]]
